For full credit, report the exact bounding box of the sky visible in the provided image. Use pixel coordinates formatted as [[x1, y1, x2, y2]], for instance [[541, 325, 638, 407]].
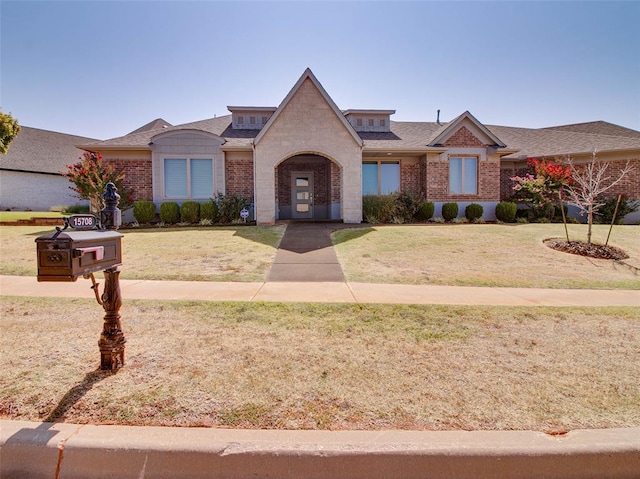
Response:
[[1, 0, 639, 140]]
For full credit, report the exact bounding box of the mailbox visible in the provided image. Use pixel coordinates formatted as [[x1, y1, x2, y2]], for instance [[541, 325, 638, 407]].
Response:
[[36, 229, 123, 282]]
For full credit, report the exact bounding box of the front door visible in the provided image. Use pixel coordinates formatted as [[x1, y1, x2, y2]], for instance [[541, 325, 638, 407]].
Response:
[[291, 172, 314, 219]]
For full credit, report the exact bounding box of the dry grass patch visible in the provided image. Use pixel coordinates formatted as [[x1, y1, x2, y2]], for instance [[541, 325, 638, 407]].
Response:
[[1, 297, 638, 431], [0, 225, 284, 282], [333, 224, 640, 289]]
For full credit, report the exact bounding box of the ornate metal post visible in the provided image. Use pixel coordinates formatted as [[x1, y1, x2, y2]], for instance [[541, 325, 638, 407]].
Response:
[[98, 182, 125, 370]]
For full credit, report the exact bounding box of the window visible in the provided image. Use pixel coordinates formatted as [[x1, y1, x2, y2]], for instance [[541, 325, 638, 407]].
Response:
[[356, 118, 363, 127], [379, 119, 386, 127], [449, 157, 477, 195], [249, 116, 256, 125], [261, 116, 268, 124], [237, 116, 244, 125], [363, 161, 400, 195], [164, 158, 213, 199], [368, 119, 374, 127]]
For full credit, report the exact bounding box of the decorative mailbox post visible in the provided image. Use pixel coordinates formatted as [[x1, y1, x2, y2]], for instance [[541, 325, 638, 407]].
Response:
[[35, 182, 126, 371]]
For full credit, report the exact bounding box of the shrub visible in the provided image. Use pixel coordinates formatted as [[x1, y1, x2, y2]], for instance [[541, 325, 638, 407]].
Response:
[[415, 201, 435, 221], [159, 202, 180, 224], [594, 196, 640, 224], [465, 203, 484, 221], [395, 191, 423, 223], [62, 204, 91, 214], [441, 202, 458, 221], [180, 201, 200, 223], [200, 199, 219, 222], [495, 201, 517, 223], [133, 200, 156, 224], [217, 193, 250, 224], [363, 195, 397, 224]]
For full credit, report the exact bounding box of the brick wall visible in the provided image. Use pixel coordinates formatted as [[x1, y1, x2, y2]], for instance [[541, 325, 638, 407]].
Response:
[[104, 158, 152, 202], [425, 155, 501, 202], [400, 159, 423, 194], [443, 127, 486, 148], [331, 162, 341, 203], [276, 157, 331, 205], [500, 158, 640, 201], [225, 158, 254, 200]]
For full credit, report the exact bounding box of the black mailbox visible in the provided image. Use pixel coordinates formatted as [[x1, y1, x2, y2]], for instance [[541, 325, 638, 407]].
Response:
[[36, 229, 123, 282]]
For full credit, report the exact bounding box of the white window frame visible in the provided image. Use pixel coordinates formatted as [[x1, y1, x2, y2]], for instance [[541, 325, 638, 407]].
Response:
[[163, 157, 214, 200], [449, 156, 478, 195]]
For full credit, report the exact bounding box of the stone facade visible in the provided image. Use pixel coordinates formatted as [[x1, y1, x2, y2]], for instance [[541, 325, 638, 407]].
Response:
[[254, 77, 363, 224]]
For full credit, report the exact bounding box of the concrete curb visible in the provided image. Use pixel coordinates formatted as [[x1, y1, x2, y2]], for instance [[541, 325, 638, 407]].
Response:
[[2, 420, 639, 479]]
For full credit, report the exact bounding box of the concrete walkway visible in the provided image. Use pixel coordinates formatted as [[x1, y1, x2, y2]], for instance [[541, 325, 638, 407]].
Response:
[[268, 222, 346, 282]]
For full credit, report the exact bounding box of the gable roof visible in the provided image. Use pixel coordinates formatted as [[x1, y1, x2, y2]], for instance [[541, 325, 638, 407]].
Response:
[[540, 121, 640, 139], [128, 118, 172, 135], [253, 68, 363, 147], [0, 126, 99, 175], [428, 111, 506, 148]]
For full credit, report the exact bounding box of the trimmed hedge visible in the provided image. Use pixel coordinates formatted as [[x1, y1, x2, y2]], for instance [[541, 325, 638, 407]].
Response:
[[133, 201, 156, 224], [441, 202, 458, 221], [200, 199, 219, 222], [180, 201, 200, 224], [495, 201, 517, 223], [416, 201, 435, 221], [465, 203, 484, 221], [159, 202, 180, 224]]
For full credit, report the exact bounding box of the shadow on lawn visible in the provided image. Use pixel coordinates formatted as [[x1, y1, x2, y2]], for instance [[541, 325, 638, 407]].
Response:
[[43, 369, 113, 423]]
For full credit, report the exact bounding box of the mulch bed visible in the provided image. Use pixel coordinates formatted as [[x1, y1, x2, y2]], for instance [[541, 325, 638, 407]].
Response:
[[544, 239, 629, 260]]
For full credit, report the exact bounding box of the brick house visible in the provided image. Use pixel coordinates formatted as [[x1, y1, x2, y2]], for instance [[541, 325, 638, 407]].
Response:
[[78, 69, 640, 224]]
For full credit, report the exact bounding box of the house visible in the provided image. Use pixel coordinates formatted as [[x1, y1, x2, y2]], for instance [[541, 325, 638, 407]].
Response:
[[0, 126, 98, 211], [77, 69, 640, 224]]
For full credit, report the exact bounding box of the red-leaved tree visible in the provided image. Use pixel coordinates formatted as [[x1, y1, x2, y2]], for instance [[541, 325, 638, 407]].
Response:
[[63, 152, 133, 213]]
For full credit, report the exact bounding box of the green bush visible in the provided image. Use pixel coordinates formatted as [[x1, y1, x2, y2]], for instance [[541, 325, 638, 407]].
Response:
[[200, 199, 219, 222], [159, 202, 180, 224], [594, 196, 640, 224], [465, 203, 484, 221], [62, 204, 91, 214], [180, 201, 200, 224], [395, 191, 423, 223], [495, 201, 517, 223], [217, 193, 250, 224], [415, 201, 435, 221], [133, 201, 156, 224], [441, 202, 458, 221], [362, 195, 397, 224]]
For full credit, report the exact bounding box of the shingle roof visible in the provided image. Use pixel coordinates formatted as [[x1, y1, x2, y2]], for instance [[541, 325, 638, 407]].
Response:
[[82, 115, 640, 161], [540, 121, 640, 139], [0, 126, 99, 174], [128, 118, 172, 135]]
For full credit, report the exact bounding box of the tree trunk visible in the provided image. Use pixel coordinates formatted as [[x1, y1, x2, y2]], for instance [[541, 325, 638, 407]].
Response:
[[587, 204, 593, 244]]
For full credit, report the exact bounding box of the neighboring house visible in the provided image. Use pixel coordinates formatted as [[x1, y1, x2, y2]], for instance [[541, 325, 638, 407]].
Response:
[[78, 68, 640, 224], [0, 126, 98, 211]]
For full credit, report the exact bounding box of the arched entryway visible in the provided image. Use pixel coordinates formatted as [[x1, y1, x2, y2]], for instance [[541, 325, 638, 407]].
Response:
[[275, 154, 341, 220]]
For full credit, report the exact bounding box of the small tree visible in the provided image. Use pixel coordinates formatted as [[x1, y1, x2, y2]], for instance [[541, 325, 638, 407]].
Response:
[[63, 152, 133, 214], [0, 111, 21, 154], [510, 157, 572, 220], [564, 153, 634, 244]]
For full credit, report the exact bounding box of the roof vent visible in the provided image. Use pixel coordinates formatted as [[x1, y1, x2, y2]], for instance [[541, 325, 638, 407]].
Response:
[[437, 109, 441, 125]]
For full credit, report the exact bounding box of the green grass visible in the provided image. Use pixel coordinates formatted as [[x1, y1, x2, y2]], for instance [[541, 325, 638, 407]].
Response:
[[332, 224, 640, 289], [1, 297, 638, 431]]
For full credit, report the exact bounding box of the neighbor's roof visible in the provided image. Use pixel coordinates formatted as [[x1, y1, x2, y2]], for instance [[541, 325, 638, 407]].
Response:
[[0, 126, 99, 175], [81, 115, 640, 160]]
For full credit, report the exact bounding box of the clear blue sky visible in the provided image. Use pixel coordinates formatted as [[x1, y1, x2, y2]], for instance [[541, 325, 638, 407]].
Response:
[[2, 1, 639, 140]]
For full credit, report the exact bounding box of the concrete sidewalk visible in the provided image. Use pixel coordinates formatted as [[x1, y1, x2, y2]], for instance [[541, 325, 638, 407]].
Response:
[[1, 275, 639, 306]]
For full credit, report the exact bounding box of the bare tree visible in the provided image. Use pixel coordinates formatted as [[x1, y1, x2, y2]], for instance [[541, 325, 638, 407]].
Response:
[[564, 152, 634, 244]]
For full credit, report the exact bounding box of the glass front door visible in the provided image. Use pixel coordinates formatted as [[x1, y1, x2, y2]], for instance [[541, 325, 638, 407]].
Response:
[[291, 172, 314, 219]]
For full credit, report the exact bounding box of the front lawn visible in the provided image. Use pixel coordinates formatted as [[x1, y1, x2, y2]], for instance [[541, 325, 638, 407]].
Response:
[[0, 211, 65, 222], [333, 224, 640, 289], [1, 297, 638, 431], [0, 225, 285, 282]]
